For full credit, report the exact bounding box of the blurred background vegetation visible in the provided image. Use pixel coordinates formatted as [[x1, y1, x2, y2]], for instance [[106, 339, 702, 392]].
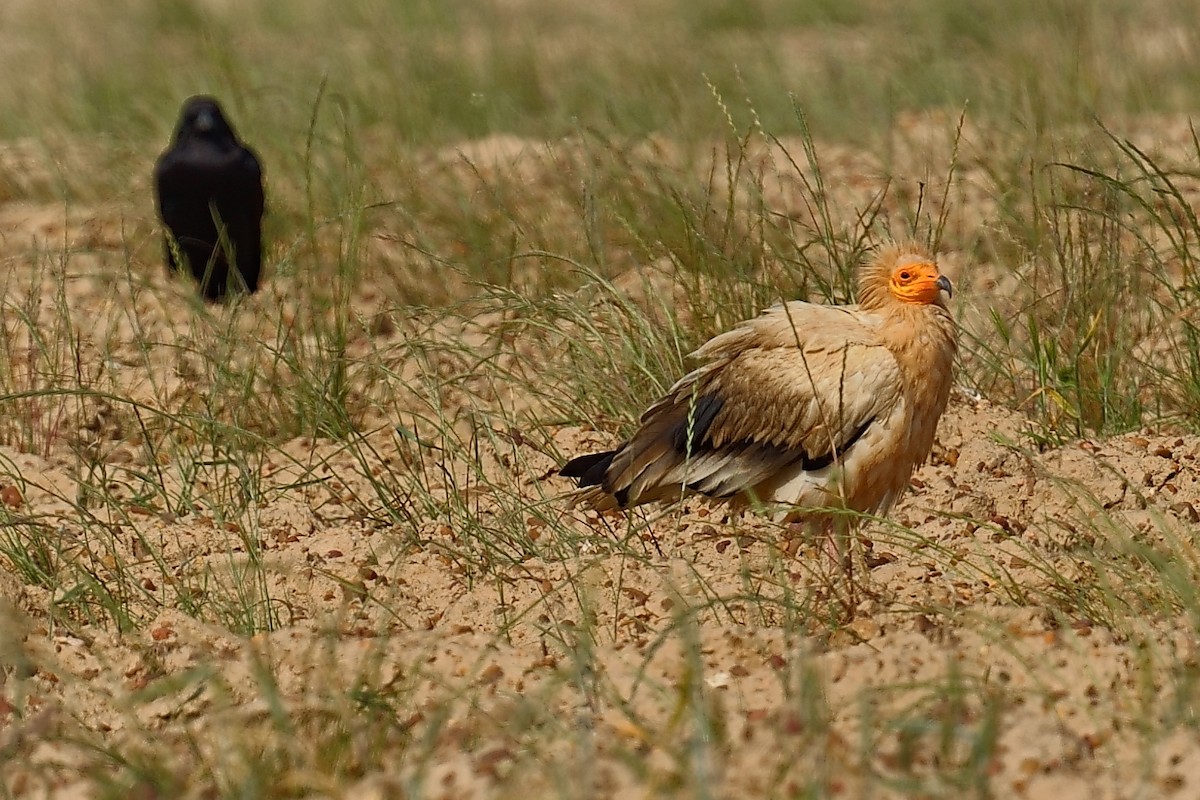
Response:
[[1, 0, 1196, 146]]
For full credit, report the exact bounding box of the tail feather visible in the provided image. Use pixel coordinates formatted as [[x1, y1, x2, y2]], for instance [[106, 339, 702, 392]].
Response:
[[560, 449, 617, 488]]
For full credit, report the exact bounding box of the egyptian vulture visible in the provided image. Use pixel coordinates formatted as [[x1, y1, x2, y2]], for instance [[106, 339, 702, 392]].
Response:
[[561, 245, 957, 530]]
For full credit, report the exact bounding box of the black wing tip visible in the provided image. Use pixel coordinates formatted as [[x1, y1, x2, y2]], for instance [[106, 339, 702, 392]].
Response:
[[669, 393, 725, 456], [560, 449, 617, 488]]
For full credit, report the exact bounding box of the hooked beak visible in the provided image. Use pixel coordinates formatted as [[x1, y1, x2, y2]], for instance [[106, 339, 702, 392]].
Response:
[[936, 275, 953, 298]]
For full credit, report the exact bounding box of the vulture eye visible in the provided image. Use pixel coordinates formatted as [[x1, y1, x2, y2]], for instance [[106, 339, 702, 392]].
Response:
[[898, 270, 912, 281]]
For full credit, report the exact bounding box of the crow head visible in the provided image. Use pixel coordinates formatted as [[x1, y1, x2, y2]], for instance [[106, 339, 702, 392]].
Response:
[[172, 96, 239, 147]]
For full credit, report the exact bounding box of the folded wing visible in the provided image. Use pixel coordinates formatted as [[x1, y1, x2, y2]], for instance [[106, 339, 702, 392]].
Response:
[[580, 302, 903, 507]]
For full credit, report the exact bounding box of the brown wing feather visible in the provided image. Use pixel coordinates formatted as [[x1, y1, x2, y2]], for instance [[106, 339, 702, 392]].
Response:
[[598, 302, 902, 506]]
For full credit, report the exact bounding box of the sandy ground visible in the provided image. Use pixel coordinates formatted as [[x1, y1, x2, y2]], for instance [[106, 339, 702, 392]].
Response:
[[1, 130, 1200, 798]]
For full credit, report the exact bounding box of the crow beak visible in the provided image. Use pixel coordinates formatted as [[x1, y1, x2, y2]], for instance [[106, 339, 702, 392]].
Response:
[[936, 275, 953, 298], [195, 110, 215, 133]]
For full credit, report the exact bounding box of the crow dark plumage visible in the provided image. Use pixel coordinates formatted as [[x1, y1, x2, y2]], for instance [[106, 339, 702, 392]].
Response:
[[154, 96, 264, 302]]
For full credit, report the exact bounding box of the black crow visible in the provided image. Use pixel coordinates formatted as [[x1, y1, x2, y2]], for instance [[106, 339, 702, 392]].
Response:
[[154, 95, 264, 301]]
